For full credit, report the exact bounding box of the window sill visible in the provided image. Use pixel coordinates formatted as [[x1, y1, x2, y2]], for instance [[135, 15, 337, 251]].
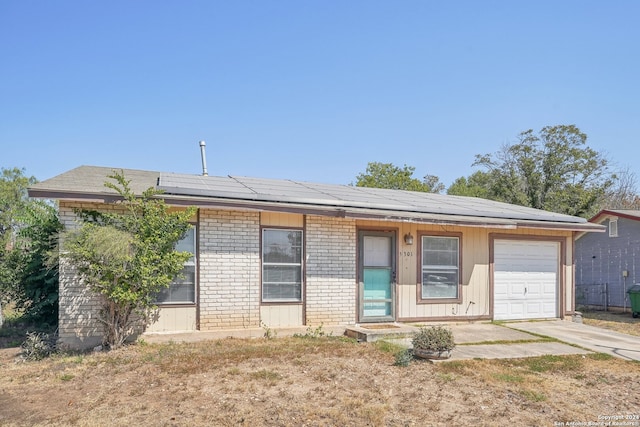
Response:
[[154, 303, 197, 308], [417, 297, 462, 305], [261, 301, 304, 306]]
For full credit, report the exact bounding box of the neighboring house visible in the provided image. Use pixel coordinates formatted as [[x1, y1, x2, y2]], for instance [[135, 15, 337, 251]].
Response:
[[575, 210, 640, 310], [29, 165, 604, 349]]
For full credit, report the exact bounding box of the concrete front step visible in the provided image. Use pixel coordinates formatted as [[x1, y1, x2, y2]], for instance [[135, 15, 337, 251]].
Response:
[[344, 323, 420, 342]]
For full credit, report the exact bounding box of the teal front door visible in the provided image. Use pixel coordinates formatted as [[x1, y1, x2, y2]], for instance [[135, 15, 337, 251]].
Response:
[[359, 231, 396, 322]]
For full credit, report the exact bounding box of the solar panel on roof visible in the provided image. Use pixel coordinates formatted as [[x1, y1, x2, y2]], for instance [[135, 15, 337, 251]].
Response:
[[156, 172, 587, 224]]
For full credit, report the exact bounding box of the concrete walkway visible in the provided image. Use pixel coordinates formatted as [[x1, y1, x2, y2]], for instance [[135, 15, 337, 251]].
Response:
[[505, 320, 640, 361]]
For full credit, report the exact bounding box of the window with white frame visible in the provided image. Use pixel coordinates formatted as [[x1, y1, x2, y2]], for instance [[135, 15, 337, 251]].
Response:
[[609, 219, 618, 237], [156, 227, 196, 304], [262, 228, 303, 302], [421, 235, 460, 299]]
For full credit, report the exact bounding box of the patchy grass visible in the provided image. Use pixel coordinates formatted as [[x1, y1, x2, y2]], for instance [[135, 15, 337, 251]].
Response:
[[437, 360, 467, 374], [249, 369, 282, 384], [59, 373, 75, 381], [495, 354, 583, 373], [1, 337, 639, 426], [372, 340, 406, 354], [581, 310, 640, 336], [520, 389, 547, 402], [587, 352, 615, 361], [493, 373, 525, 383]]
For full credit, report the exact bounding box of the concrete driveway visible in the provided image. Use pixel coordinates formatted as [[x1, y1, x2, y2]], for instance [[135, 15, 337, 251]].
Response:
[[505, 320, 640, 361], [443, 322, 590, 361]]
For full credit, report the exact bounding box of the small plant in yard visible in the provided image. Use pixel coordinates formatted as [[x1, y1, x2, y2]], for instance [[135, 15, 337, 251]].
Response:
[[412, 326, 455, 354], [293, 323, 331, 339], [20, 331, 56, 361], [394, 348, 414, 367], [59, 373, 74, 381], [261, 322, 277, 340]]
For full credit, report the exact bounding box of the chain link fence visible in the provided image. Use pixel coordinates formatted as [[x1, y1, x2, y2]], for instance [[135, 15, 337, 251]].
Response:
[[575, 283, 609, 311], [576, 282, 634, 311]]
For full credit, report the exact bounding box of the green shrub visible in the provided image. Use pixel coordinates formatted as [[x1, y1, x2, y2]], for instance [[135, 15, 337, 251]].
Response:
[[394, 348, 414, 367], [412, 326, 455, 352], [20, 331, 55, 361], [293, 323, 331, 339]]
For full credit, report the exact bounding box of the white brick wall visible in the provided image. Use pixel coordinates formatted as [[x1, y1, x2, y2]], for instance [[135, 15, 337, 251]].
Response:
[[58, 202, 112, 349], [198, 209, 261, 329], [305, 215, 357, 325], [58, 202, 150, 349], [57, 204, 359, 347]]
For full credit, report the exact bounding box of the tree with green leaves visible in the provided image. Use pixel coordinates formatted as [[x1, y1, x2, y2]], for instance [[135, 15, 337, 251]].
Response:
[[3, 202, 61, 326], [0, 167, 37, 249], [1, 167, 58, 327], [62, 171, 195, 349], [450, 125, 614, 218], [447, 171, 492, 198], [355, 162, 444, 193]]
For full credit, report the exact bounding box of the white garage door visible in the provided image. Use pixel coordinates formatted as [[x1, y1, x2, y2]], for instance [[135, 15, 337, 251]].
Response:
[[494, 240, 559, 321]]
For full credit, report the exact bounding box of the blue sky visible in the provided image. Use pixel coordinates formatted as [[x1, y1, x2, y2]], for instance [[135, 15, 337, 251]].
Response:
[[1, 1, 639, 188]]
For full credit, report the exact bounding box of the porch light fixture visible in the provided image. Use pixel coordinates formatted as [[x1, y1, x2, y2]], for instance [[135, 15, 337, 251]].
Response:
[[404, 232, 414, 245]]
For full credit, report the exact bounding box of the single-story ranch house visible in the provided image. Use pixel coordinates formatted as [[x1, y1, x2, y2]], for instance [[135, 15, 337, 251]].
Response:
[[29, 165, 604, 349]]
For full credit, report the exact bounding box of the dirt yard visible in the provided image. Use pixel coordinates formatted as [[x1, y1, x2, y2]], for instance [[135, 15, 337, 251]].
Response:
[[581, 309, 640, 336], [1, 333, 639, 427]]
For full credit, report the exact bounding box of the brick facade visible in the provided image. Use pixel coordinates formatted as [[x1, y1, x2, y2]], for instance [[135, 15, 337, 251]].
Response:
[[198, 210, 261, 329], [58, 202, 112, 349], [305, 215, 357, 325], [57, 204, 360, 348]]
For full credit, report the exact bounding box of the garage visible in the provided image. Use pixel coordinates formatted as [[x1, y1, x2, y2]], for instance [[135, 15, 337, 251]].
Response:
[[493, 240, 559, 321]]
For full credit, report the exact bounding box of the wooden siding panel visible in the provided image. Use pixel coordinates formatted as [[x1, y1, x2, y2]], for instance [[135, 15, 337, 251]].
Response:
[[260, 305, 303, 327], [146, 307, 197, 332], [354, 219, 572, 321], [260, 212, 304, 227]]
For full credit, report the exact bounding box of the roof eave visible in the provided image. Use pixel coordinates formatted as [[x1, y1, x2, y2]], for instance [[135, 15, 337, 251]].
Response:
[[28, 189, 122, 203], [513, 220, 606, 233]]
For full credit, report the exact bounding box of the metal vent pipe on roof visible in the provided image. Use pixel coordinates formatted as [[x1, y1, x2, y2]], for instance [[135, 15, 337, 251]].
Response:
[[199, 140, 208, 176]]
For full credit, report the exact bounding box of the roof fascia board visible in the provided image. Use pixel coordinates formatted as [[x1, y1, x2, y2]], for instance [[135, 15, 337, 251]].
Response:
[[514, 220, 605, 233], [28, 189, 122, 203]]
